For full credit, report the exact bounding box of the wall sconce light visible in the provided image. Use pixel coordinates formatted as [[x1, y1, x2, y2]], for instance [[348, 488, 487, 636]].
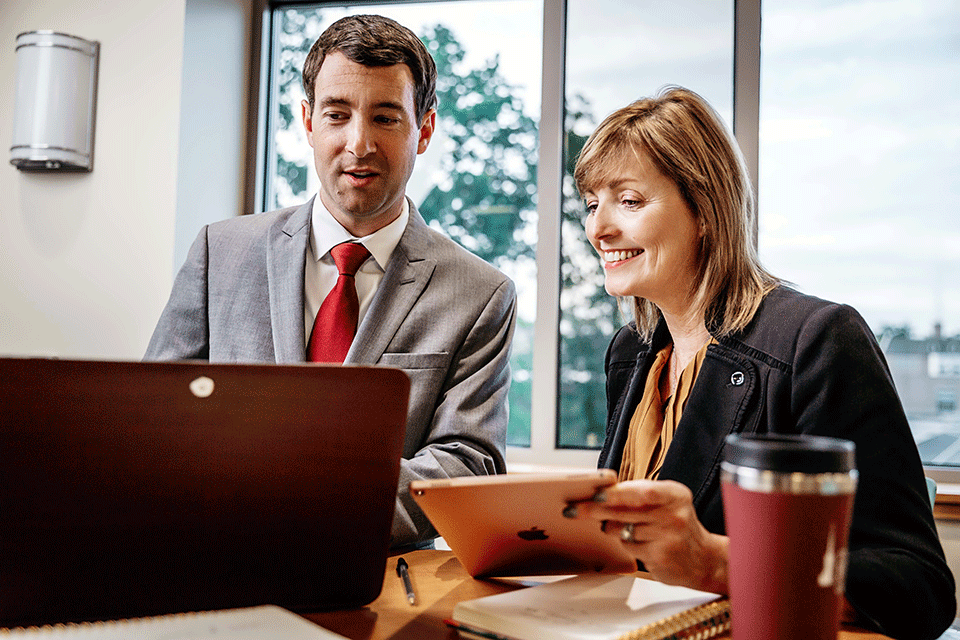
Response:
[[10, 31, 100, 172]]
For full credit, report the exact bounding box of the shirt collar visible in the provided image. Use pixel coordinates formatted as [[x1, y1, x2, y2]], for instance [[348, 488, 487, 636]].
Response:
[[310, 196, 409, 270]]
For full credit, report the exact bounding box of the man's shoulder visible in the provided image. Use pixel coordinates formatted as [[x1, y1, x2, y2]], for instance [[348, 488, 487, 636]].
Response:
[[206, 204, 306, 238], [406, 218, 513, 287]]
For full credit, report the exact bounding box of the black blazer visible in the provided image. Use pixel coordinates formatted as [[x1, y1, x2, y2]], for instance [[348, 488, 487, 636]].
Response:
[[598, 286, 955, 640]]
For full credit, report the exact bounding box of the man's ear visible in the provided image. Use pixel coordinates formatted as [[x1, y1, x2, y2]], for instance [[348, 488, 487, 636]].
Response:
[[417, 109, 437, 155], [301, 99, 315, 143]]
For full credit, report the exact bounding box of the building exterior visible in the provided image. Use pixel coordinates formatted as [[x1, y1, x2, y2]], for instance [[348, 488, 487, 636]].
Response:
[[881, 325, 960, 465]]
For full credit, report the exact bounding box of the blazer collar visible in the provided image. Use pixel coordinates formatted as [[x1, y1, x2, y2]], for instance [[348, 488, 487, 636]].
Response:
[[346, 200, 438, 364], [659, 339, 758, 507], [268, 198, 313, 363]]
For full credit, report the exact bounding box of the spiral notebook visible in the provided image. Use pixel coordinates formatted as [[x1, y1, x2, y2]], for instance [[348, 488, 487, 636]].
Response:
[[449, 573, 731, 640]]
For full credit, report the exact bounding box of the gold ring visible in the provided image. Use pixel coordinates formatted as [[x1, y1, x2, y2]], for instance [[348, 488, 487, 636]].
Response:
[[619, 522, 636, 543]]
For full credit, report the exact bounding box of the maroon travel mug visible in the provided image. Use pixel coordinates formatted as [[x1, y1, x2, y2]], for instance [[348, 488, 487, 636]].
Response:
[[721, 433, 857, 640]]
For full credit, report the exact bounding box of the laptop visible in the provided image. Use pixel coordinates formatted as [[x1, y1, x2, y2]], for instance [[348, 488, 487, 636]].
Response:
[[409, 471, 637, 578], [0, 357, 410, 627]]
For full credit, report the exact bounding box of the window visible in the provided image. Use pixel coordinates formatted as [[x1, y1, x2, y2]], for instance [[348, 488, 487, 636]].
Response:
[[262, 1, 959, 478], [758, 0, 960, 472]]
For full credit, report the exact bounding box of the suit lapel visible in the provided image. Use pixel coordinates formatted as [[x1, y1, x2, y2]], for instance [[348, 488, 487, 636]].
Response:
[[347, 205, 436, 364], [267, 199, 312, 363]]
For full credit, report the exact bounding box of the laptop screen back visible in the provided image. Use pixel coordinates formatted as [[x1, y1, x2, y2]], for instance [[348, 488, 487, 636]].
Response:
[[0, 358, 409, 626]]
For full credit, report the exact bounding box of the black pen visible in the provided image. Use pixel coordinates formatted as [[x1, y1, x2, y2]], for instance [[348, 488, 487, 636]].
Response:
[[396, 557, 416, 605]]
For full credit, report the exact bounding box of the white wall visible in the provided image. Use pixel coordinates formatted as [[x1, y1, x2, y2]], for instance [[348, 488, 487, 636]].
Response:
[[0, 0, 253, 360], [0, 1, 187, 359], [175, 0, 255, 270]]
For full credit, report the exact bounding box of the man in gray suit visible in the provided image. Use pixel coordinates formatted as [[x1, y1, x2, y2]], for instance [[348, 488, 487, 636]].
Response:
[[145, 14, 517, 549]]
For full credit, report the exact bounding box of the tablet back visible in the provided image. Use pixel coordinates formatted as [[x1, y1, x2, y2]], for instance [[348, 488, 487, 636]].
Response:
[[410, 471, 636, 577], [0, 358, 410, 626]]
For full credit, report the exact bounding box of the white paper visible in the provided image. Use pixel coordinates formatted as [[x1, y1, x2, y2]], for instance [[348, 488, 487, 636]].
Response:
[[454, 574, 722, 640], [0, 605, 346, 639]]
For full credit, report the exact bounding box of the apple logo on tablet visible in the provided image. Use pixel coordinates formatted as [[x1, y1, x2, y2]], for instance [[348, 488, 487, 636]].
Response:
[[517, 526, 549, 541]]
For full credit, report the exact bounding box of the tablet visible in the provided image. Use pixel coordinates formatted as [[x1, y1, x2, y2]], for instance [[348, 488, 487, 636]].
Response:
[[409, 470, 637, 577]]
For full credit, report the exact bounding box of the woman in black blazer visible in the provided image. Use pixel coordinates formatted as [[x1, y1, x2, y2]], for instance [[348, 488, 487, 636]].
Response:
[[562, 86, 954, 640]]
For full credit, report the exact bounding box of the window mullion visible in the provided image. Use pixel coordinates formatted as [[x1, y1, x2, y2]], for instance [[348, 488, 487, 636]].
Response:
[[520, 0, 565, 463], [733, 0, 761, 219]]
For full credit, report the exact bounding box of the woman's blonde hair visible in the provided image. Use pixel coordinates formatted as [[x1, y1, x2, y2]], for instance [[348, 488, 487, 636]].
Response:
[[574, 86, 779, 340]]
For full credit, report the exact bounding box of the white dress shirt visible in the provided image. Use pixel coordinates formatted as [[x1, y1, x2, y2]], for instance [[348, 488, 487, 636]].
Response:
[[304, 197, 409, 348]]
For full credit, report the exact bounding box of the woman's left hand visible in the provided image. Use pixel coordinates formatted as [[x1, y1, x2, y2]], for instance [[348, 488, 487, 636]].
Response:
[[564, 479, 729, 594]]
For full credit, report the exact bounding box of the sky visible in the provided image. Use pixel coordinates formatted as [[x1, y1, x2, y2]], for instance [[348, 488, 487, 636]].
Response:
[[565, 0, 734, 127], [757, 0, 960, 337]]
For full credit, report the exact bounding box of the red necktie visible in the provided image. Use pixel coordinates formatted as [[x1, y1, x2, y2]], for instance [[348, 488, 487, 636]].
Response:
[[308, 242, 370, 363]]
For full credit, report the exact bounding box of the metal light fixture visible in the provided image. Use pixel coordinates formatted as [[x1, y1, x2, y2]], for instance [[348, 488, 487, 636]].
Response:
[[10, 31, 100, 172]]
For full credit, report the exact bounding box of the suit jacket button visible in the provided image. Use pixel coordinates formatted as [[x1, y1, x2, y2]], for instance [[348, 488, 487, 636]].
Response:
[[731, 371, 745, 386]]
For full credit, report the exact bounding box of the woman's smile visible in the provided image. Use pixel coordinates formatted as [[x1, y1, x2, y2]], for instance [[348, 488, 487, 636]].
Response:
[[603, 249, 642, 266]]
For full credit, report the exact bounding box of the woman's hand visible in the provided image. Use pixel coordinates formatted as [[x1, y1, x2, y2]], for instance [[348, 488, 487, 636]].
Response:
[[564, 479, 729, 594]]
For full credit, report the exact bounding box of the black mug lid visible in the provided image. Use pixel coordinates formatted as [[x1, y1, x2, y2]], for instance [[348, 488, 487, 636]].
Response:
[[723, 433, 856, 474]]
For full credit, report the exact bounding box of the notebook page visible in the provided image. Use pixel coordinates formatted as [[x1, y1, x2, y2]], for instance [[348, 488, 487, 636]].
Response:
[[453, 574, 723, 640], [0, 605, 346, 639]]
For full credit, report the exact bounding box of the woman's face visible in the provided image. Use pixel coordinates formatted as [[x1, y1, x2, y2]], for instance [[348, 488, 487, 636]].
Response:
[[583, 148, 703, 310]]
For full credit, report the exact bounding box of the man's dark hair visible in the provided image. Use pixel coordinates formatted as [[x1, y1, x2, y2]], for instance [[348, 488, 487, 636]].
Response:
[[302, 14, 438, 123]]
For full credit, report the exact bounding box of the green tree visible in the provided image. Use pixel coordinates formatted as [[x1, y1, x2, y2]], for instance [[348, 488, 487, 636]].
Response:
[[271, 9, 330, 204], [416, 24, 539, 446], [558, 94, 621, 448], [417, 24, 538, 270]]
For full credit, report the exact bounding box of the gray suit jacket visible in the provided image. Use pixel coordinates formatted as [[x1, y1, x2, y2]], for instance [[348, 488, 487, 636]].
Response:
[[145, 198, 517, 547]]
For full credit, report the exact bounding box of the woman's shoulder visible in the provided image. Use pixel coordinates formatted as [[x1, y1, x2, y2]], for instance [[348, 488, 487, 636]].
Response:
[[728, 285, 875, 362], [606, 321, 672, 369], [752, 285, 865, 329]]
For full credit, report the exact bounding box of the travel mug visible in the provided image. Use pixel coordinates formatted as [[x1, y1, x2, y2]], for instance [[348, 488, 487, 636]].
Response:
[[721, 433, 857, 640]]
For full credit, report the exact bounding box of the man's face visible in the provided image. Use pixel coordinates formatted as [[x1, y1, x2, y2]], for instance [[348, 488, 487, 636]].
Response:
[[302, 51, 435, 237]]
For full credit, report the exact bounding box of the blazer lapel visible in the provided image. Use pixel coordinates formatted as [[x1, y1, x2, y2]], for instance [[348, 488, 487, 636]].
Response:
[[600, 323, 669, 471], [347, 205, 436, 364], [601, 351, 652, 472], [660, 344, 758, 507], [267, 199, 312, 363]]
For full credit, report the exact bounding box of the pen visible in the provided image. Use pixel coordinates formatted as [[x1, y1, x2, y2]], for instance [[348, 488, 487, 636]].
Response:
[[396, 557, 416, 605]]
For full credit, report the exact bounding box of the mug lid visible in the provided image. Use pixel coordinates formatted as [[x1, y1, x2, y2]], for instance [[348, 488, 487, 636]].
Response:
[[724, 433, 856, 474]]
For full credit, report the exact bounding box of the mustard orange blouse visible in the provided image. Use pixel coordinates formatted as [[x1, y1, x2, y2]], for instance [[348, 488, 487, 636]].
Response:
[[619, 340, 714, 481]]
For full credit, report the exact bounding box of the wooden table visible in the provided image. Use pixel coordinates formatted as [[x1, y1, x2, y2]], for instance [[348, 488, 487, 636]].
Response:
[[304, 549, 893, 640]]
